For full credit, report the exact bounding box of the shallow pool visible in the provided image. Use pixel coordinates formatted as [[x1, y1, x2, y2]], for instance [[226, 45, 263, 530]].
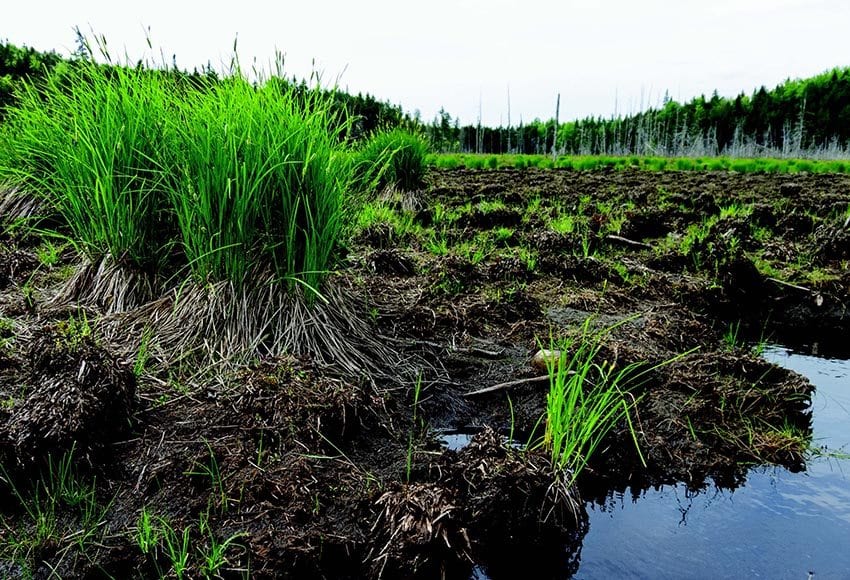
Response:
[[574, 345, 850, 579]]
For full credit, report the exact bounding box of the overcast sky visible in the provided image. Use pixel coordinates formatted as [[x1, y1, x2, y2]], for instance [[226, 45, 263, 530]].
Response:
[[4, 0, 849, 126]]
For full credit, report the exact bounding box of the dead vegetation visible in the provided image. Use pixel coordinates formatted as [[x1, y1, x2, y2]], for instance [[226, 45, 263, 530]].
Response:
[[0, 168, 846, 577]]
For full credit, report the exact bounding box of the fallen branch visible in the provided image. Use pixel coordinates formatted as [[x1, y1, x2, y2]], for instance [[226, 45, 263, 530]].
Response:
[[767, 277, 812, 293], [464, 374, 551, 397]]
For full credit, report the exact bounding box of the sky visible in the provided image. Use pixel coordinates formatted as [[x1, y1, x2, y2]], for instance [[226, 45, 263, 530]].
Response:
[[4, 0, 849, 126]]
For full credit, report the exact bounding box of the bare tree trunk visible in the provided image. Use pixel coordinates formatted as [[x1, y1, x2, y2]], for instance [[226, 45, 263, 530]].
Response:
[[477, 90, 482, 154], [552, 93, 560, 159], [795, 96, 807, 155], [507, 85, 512, 153]]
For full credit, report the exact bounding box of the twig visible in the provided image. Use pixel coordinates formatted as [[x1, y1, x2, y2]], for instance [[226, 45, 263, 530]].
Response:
[[462, 346, 505, 358], [605, 234, 652, 249], [767, 277, 812, 293], [464, 374, 551, 397]]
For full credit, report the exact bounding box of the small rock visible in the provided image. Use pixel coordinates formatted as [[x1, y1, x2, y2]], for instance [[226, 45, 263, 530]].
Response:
[[532, 349, 561, 373]]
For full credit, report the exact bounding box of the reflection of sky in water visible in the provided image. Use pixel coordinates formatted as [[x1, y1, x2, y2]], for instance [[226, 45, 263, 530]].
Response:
[[441, 433, 473, 451], [575, 347, 850, 579], [762, 346, 850, 447]]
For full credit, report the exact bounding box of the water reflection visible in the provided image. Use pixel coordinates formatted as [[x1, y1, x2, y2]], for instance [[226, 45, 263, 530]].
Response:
[[575, 344, 850, 579], [466, 344, 850, 579]]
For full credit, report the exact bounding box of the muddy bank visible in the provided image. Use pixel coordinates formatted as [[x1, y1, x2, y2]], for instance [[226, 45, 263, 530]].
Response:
[[1, 167, 846, 577]]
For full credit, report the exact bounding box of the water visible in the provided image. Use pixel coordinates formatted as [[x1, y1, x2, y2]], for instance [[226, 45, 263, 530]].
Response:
[[441, 431, 475, 451], [576, 345, 850, 579], [460, 345, 850, 579]]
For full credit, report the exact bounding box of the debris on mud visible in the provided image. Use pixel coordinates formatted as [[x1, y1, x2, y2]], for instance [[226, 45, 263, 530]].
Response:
[[1, 167, 847, 577], [0, 320, 135, 472]]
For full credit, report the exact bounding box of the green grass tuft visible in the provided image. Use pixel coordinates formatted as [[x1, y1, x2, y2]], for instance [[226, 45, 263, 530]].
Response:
[[0, 46, 359, 299], [537, 317, 695, 485], [538, 318, 646, 485], [161, 75, 355, 292], [0, 60, 173, 268], [356, 128, 429, 192]]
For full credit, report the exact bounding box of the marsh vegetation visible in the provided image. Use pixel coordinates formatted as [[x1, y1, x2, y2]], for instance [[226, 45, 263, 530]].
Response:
[[0, 39, 848, 579]]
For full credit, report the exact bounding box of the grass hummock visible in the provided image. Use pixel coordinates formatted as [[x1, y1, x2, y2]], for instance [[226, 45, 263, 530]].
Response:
[[161, 75, 355, 293], [0, 56, 173, 296], [356, 127, 430, 192], [0, 38, 401, 372]]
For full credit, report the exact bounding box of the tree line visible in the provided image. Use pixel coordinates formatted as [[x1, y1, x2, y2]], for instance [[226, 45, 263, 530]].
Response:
[[0, 42, 65, 115], [4, 40, 850, 158], [425, 68, 850, 158]]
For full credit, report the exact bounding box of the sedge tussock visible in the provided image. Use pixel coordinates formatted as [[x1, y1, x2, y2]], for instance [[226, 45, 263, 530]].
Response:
[[0, 43, 361, 304], [0, 36, 420, 380], [48, 257, 158, 314], [102, 277, 404, 380], [0, 186, 43, 229]]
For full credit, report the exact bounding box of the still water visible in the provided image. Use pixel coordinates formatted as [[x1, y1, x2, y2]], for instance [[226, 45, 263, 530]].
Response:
[[575, 345, 850, 579]]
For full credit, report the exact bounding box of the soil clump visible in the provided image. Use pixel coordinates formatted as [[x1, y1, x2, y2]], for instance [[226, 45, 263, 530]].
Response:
[[1, 167, 847, 577]]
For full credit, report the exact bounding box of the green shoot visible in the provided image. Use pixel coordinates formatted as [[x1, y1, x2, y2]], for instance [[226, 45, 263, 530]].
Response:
[[197, 509, 245, 579], [184, 441, 228, 514], [537, 316, 695, 485], [159, 517, 192, 580], [723, 321, 742, 351], [135, 506, 159, 556], [507, 393, 516, 447], [133, 326, 153, 377]]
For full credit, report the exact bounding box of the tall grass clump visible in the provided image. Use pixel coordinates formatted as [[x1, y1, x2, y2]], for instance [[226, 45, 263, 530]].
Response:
[[161, 75, 354, 293], [128, 69, 386, 368], [0, 59, 172, 271], [0, 37, 406, 374], [356, 128, 429, 192], [0, 41, 358, 299]]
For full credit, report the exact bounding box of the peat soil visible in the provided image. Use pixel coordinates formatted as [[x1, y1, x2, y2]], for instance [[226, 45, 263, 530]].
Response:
[[0, 168, 848, 578]]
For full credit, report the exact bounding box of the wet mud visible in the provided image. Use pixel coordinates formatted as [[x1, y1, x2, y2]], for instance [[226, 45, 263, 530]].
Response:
[[1, 167, 848, 577]]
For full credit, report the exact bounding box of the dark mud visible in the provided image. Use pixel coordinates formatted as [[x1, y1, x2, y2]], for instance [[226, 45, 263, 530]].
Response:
[[1, 322, 135, 470], [1, 167, 848, 578]]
